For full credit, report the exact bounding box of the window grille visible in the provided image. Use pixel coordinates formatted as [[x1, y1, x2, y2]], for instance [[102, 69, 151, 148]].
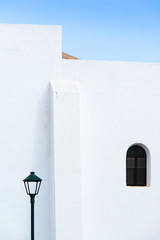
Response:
[[126, 145, 146, 186]]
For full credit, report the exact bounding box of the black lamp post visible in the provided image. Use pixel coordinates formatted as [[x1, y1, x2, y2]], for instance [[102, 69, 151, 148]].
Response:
[[23, 172, 42, 240]]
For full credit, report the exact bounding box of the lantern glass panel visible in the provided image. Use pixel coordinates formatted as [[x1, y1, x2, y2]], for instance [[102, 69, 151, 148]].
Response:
[[28, 182, 37, 195], [24, 182, 29, 195], [36, 181, 41, 194]]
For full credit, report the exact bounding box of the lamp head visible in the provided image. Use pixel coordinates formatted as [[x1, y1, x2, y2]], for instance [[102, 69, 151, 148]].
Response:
[[23, 172, 42, 196]]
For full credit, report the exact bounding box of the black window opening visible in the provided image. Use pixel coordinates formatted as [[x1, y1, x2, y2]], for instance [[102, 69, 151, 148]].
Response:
[[126, 145, 147, 186]]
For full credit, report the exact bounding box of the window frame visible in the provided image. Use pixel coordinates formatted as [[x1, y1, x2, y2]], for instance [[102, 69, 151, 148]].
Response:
[[126, 145, 147, 186]]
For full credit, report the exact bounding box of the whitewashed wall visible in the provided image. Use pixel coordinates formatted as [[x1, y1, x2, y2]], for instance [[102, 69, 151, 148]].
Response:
[[0, 24, 61, 240], [50, 80, 82, 240], [1, 23, 160, 240], [62, 60, 160, 240]]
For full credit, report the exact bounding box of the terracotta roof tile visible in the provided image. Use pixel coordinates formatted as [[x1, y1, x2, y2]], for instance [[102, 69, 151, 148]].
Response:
[[62, 52, 79, 60]]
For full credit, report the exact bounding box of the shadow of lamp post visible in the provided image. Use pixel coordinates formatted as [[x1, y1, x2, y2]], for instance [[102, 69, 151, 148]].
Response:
[[23, 172, 42, 240]]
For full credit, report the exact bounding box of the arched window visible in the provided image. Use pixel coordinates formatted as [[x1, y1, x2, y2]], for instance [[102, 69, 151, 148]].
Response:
[[126, 145, 147, 186]]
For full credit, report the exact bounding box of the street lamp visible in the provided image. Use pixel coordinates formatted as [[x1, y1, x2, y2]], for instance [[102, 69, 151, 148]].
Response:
[[23, 172, 42, 240]]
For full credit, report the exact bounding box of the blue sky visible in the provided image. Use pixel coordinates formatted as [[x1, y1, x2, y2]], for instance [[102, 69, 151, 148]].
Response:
[[0, 0, 160, 62]]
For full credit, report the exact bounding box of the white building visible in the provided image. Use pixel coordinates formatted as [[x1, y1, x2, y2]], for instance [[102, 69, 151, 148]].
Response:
[[0, 23, 160, 240]]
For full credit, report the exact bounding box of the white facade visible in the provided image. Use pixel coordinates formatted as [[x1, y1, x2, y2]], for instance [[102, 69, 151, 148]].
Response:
[[0, 23, 160, 240]]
